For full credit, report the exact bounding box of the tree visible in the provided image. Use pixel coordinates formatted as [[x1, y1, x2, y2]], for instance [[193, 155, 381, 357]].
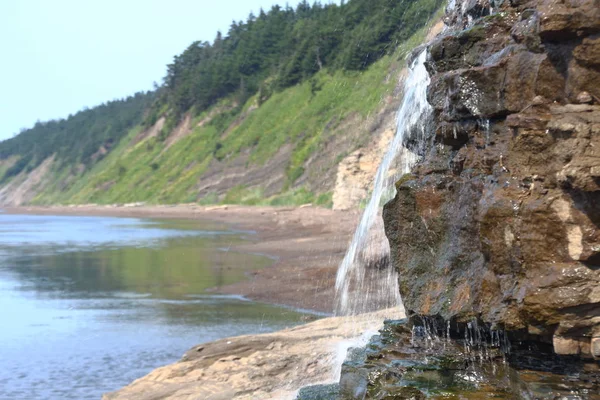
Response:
[[133, 0, 444, 122]]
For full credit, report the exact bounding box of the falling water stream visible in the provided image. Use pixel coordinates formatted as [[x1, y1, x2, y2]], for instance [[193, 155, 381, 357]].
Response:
[[334, 49, 433, 317]]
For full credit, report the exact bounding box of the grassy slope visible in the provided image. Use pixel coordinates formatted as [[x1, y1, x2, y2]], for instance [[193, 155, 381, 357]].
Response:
[[0, 157, 18, 181], [31, 17, 440, 207]]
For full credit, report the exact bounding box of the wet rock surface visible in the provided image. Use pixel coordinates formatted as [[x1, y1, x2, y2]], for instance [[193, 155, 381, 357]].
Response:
[[384, 0, 600, 359], [297, 384, 341, 400], [334, 320, 600, 399]]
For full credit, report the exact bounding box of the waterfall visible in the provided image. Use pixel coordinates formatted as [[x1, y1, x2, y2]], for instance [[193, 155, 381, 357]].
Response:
[[334, 49, 433, 316]]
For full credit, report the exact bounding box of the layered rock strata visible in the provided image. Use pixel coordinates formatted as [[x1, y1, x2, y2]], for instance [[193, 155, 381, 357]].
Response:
[[383, 0, 600, 357]]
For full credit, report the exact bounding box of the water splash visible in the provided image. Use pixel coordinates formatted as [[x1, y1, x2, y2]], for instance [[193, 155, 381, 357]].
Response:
[[334, 50, 433, 316]]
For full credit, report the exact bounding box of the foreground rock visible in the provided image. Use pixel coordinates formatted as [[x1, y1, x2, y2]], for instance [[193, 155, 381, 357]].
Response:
[[384, 0, 600, 357], [336, 319, 600, 399], [103, 309, 400, 400]]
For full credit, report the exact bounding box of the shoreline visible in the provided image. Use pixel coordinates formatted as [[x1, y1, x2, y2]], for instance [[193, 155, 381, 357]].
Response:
[[4, 204, 399, 400], [2, 204, 360, 314], [102, 308, 402, 400]]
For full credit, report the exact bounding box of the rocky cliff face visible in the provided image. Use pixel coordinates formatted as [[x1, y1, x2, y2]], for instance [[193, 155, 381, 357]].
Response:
[[383, 0, 600, 358]]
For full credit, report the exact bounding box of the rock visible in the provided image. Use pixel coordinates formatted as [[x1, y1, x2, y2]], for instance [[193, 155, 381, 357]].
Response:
[[531, 95, 547, 105], [538, 0, 600, 41], [296, 384, 340, 400], [102, 310, 395, 400], [573, 34, 600, 69], [427, 14, 516, 74], [384, 0, 600, 358], [336, 319, 600, 398], [510, 9, 543, 52], [339, 368, 369, 400], [553, 335, 591, 356], [205, 205, 229, 211], [577, 91, 593, 104], [592, 337, 600, 359], [380, 387, 426, 400]]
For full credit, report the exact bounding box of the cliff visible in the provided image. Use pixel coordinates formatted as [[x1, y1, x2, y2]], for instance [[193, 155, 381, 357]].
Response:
[[384, 0, 600, 358], [0, 0, 443, 210]]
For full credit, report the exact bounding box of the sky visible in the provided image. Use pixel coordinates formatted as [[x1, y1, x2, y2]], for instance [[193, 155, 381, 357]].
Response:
[[0, 0, 337, 141]]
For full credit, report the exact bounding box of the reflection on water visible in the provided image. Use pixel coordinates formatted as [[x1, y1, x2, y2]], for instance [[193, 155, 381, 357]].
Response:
[[0, 214, 312, 400]]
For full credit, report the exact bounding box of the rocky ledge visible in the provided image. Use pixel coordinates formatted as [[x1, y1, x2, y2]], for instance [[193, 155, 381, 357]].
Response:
[[383, 0, 600, 358], [335, 319, 599, 399], [102, 310, 397, 400]]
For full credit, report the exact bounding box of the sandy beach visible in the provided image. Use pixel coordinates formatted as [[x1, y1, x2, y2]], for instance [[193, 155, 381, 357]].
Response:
[[2, 204, 360, 314]]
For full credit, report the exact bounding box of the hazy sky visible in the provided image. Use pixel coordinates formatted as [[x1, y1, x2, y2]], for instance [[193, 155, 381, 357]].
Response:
[[0, 0, 336, 141]]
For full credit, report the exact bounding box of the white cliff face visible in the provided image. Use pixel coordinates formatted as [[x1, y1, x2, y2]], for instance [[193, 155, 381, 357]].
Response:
[[332, 128, 395, 211], [0, 155, 55, 206]]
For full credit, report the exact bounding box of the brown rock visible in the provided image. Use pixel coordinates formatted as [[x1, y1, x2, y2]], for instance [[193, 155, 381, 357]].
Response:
[[427, 13, 516, 74], [592, 337, 600, 359], [534, 56, 567, 101], [506, 112, 551, 130], [577, 91, 593, 104], [574, 34, 600, 68], [538, 0, 600, 41], [428, 63, 509, 120], [553, 336, 591, 355], [385, 0, 600, 352]]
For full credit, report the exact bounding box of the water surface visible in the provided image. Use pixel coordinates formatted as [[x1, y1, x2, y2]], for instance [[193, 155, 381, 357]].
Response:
[[0, 214, 313, 400]]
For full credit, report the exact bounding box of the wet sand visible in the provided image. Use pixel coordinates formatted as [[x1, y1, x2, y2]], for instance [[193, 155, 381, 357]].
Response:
[[2, 204, 360, 314]]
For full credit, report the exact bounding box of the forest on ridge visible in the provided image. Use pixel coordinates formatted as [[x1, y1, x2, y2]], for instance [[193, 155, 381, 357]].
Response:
[[0, 0, 442, 205]]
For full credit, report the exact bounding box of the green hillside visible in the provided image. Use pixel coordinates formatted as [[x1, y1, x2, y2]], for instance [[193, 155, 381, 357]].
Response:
[[0, 92, 154, 184], [0, 0, 443, 207]]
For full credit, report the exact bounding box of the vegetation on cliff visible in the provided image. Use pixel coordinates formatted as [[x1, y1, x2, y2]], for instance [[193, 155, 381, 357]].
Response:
[[156, 0, 443, 118], [0, 93, 154, 184], [39, 48, 406, 205], [0, 0, 443, 206]]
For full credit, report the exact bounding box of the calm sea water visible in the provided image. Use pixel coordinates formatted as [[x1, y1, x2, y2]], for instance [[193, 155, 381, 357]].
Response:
[[0, 213, 313, 400]]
